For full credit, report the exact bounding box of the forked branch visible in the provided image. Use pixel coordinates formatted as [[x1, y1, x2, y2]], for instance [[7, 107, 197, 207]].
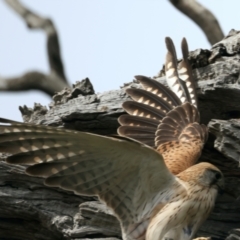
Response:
[[1, 0, 71, 96]]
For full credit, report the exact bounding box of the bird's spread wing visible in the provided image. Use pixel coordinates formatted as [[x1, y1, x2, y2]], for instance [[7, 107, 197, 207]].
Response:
[[118, 37, 208, 174], [0, 117, 181, 228], [118, 74, 182, 148], [156, 103, 208, 174], [118, 75, 181, 148], [155, 102, 200, 146]]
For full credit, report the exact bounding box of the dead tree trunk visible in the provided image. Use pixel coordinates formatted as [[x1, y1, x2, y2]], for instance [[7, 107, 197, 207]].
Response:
[[1, 30, 240, 240]]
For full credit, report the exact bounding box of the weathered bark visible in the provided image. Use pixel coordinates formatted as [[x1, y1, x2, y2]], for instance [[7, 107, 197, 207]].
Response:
[[1, 30, 240, 240]]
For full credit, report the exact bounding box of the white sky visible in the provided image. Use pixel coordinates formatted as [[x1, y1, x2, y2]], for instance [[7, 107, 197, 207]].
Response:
[[0, 0, 239, 121]]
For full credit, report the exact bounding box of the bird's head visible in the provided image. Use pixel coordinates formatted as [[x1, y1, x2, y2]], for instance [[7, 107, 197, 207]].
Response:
[[177, 162, 224, 194]]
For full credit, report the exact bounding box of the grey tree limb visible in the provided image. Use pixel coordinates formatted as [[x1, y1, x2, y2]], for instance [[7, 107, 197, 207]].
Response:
[[0, 71, 69, 96], [2, 0, 70, 96], [169, 0, 224, 45]]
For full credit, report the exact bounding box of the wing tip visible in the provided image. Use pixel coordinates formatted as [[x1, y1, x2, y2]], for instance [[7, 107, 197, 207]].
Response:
[[134, 75, 149, 82], [181, 37, 189, 60], [165, 37, 174, 51]]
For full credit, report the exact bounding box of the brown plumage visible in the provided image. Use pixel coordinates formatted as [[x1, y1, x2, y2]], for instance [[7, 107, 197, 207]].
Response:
[[118, 37, 208, 175], [0, 37, 223, 240]]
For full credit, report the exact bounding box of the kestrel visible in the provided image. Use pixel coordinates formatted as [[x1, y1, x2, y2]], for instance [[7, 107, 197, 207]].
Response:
[[0, 37, 223, 240]]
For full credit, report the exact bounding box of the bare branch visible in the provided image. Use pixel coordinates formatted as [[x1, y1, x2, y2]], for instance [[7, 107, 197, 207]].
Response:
[[2, 0, 70, 96], [5, 0, 54, 31], [0, 72, 69, 97], [169, 0, 224, 45]]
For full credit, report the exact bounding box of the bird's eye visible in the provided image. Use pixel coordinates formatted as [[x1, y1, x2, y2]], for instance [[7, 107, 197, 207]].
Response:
[[215, 172, 221, 179]]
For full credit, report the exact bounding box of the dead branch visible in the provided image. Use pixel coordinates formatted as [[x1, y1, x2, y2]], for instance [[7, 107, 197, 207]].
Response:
[[2, 0, 70, 96], [169, 0, 224, 45], [0, 71, 69, 96]]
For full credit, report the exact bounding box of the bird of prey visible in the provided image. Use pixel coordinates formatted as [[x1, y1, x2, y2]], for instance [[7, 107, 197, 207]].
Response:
[[0, 37, 223, 240]]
